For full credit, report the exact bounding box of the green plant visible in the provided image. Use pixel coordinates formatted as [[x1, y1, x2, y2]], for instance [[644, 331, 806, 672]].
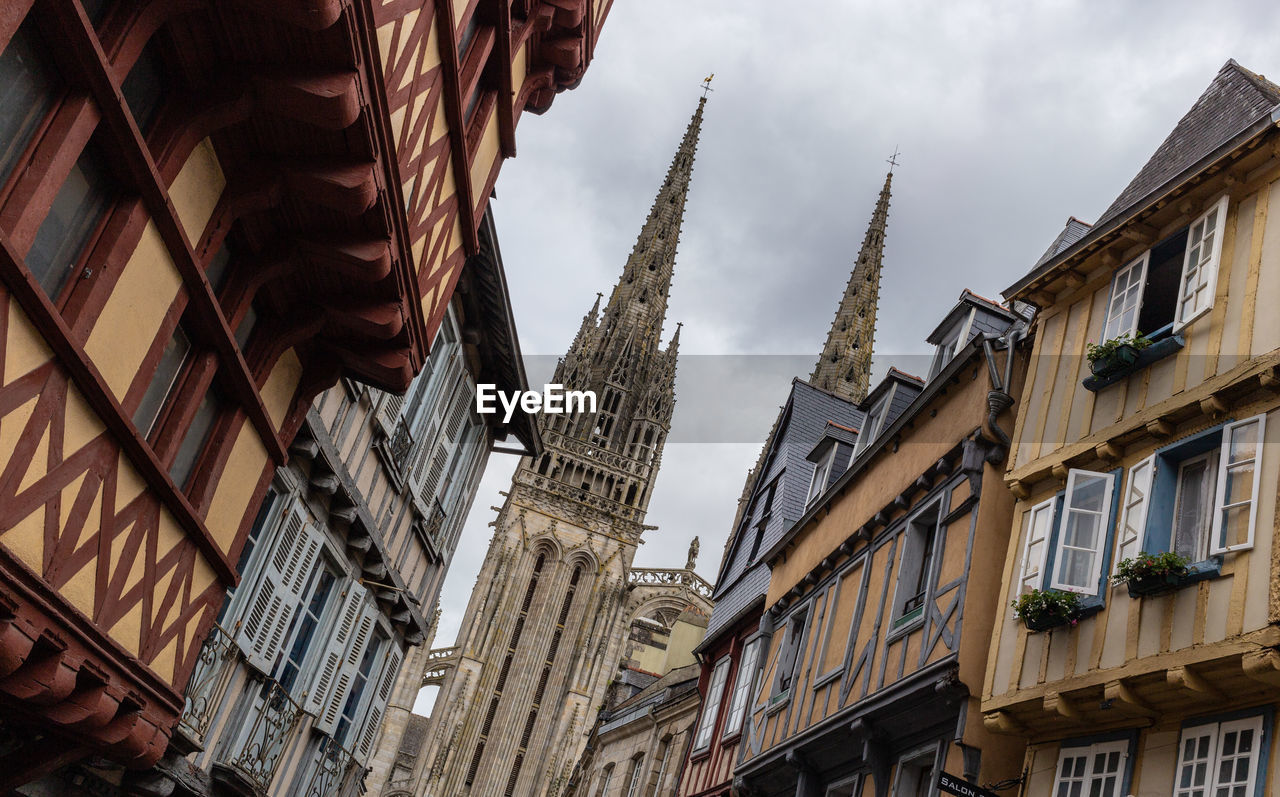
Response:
[[1111, 551, 1191, 585], [1086, 332, 1152, 363], [1011, 588, 1082, 627]]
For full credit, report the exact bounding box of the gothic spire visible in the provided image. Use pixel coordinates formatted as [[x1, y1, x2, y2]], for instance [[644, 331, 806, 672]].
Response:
[[810, 170, 892, 403], [596, 96, 706, 352]]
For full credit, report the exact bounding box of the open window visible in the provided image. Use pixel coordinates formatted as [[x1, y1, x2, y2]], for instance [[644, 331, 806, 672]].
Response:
[[1016, 498, 1056, 596], [893, 500, 942, 626], [723, 638, 761, 737], [1118, 413, 1266, 564], [691, 656, 731, 751], [806, 446, 837, 507], [1049, 470, 1116, 596], [1099, 195, 1229, 343], [772, 608, 809, 703], [892, 744, 941, 797]]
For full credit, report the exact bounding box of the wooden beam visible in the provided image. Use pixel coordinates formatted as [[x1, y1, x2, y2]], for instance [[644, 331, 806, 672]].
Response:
[[1146, 417, 1175, 438], [983, 710, 1025, 735], [1242, 649, 1280, 687], [1103, 679, 1157, 718], [1044, 691, 1081, 720], [1167, 665, 1225, 700]]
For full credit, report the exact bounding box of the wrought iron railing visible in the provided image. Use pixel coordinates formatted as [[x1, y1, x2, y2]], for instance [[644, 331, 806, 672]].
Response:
[[220, 673, 305, 793], [629, 567, 713, 599], [179, 623, 238, 742], [297, 734, 361, 797]]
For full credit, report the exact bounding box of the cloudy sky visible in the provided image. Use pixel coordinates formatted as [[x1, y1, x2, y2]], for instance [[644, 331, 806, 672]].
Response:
[[418, 0, 1280, 709]]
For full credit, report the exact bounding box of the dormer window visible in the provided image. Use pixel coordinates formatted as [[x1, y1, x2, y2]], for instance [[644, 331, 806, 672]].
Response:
[[806, 446, 837, 506], [854, 391, 891, 456], [928, 308, 975, 379], [1101, 195, 1228, 341]]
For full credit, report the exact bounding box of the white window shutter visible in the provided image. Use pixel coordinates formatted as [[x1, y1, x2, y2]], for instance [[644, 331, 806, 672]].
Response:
[[1103, 252, 1149, 341], [355, 647, 403, 762], [1115, 456, 1154, 570], [1051, 470, 1115, 596], [374, 390, 404, 437], [240, 507, 320, 673], [1212, 413, 1266, 554], [1175, 194, 1229, 331], [307, 583, 365, 721], [1017, 499, 1056, 596], [315, 599, 377, 734]]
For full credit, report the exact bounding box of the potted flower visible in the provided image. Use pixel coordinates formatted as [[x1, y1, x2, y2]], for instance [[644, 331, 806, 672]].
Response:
[[1112, 551, 1191, 598], [1011, 589, 1083, 632], [1086, 332, 1152, 378]]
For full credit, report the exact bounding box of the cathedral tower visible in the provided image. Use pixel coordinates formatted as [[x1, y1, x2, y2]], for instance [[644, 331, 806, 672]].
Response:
[[413, 98, 706, 797], [809, 170, 893, 402]]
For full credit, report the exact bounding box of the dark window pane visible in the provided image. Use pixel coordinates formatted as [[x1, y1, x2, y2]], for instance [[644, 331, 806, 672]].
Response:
[[28, 145, 113, 299], [79, 0, 110, 25], [204, 241, 233, 293], [235, 305, 257, 349], [133, 325, 191, 436], [0, 21, 61, 189], [169, 384, 224, 488], [121, 44, 166, 134]]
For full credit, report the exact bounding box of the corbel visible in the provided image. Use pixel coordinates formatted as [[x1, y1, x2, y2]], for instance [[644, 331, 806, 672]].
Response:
[[1062, 269, 1086, 289], [1167, 665, 1225, 700], [1051, 463, 1069, 483], [982, 710, 1025, 735], [1044, 691, 1081, 720], [1102, 679, 1157, 718], [1100, 248, 1121, 268], [1026, 290, 1054, 308], [1146, 417, 1175, 439], [1199, 394, 1228, 419], [1094, 441, 1122, 465], [1258, 366, 1280, 393], [1120, 221, 1159, 246], [1242, 648, 1280, 687], [1008, 479, 1030, 500], [893, 493, 911, 512], [915, 474, 933, 493]]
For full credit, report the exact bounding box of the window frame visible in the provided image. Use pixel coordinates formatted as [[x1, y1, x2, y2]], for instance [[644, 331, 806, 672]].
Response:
[[1113, 456, 1153, 572], [891, 496, 945, 628], [691, 655, 731, 752], [891, 742, 942, 797], [722, 637, 761, 738], [1049, 469, 1117, 596], [806, 445, 837, 507], [1171, 449, 1218, 562], [1174, 194, 1230, 332], [1211, 413, 1267, 555], [1051, 738, 1130, 797], [771, 606, 810, 703], [1175, 714, 1266, 797], [1102, 251, 1149, 341], [1016, 497, 1056, 596]]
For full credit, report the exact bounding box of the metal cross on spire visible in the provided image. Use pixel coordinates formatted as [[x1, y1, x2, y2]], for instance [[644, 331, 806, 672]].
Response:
[[701, 73, 715, 98], [886, 146, 901, 173]]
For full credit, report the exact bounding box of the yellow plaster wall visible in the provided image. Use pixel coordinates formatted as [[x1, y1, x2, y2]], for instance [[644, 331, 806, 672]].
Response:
[[83, 220, 183, 400], [260, 347, 302, 431], [169, 137, 225, 243], [203, 422, 270, 555]]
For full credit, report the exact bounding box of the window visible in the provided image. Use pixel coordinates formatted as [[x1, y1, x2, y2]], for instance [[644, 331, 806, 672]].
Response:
[[133, 325, 191, 437], [894, 747, 939, 796], [774, 608, 809, 698], [1113, 456, 1153, 569], [692, 656, 731, 751], [0, 19, 61, 189], [826, 775, 861, 797], [649, 738, 672, 795], [1120, 413, 1266, 564], [595, 764, 614, 797], [807, 446, 837, 506], [1016, 498, 1056, 595], [724, 638, 760, 736], [929, 308, 975, 379], [168, 383, 225, 489], [121, 41, 167, 135], [336, 628, 385, 744], [1176, 196, 1229, 329], [894, 500, 943, 624], [1175, 716, 1264, 797], [1102, 251, 1148, 341], [27, 141, 114, 300], [856, 391, 891, 455], [274, 561, 337, 694], [1098, 196, 1229, 343], [1052, 740, 1128, 797], [1050, 470, 1116, 595], [624, 754, 644, 797]]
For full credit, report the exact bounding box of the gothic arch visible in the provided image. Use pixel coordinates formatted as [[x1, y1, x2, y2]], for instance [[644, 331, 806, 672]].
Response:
[[628, 596, 692, 629], [527, 535, 563, 563], [565, 550, 599, 575]]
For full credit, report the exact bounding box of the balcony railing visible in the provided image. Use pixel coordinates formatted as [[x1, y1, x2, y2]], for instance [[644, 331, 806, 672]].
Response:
[[179, 623, 238, 743], [296, 734, 361, 797], [629, 567, 713, 599], [214, 672, 305, 794]]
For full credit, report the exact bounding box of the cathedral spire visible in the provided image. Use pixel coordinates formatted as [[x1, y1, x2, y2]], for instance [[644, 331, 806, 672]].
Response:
[[810, 170, 892, 403], [597, 96, 706, 350]]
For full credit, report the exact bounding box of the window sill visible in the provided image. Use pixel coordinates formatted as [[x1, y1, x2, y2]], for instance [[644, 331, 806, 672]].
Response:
[[887, 605, 925, 639], [766, 690, 790, 715], [688, 745, 712, 763], [1082, 333, 1184, 392]]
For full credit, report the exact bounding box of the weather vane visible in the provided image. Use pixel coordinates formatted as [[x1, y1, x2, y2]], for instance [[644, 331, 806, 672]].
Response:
[[701, 73, 715, 98], [887, 145, 901, 173]]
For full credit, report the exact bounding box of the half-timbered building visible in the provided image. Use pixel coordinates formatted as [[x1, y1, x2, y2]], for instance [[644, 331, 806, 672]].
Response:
[[731, 294, 1025, 797], [0, 0, 610, 788], [983, 60, 1280, 796]]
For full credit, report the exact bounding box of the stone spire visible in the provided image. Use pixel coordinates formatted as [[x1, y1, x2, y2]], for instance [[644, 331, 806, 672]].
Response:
[[810, 170, 892, 403]]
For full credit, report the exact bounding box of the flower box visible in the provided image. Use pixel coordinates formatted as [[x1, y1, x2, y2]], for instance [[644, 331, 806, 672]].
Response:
[[1124, 571, 1186, 598], [1022, 612, 1076, 632], [1012, 588, 1082, 634], [1089, 343, 1140, 377]]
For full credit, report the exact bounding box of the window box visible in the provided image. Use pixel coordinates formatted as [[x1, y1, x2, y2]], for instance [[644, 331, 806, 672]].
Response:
[[1082, 332, 1184, 392], [1013, 588, 1083, 633], [1123, 570, 1186, 598], [1089, 343, 1141, 378], [1112, 551, 1192, 598]]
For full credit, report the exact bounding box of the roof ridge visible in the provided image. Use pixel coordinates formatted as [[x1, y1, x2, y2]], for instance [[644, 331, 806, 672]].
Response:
[[1224, 58, 1280, 103]]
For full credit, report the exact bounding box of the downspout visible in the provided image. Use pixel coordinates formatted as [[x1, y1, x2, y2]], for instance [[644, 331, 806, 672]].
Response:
[[980, 324, 1026, 459]]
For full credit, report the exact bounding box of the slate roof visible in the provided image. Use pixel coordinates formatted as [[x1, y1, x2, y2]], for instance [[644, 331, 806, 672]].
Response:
[[1033, 217, 1092, 269], [1097, 60, 1280, 229], [702, 379, 863, 643], [1006, 59, 1280, 299]]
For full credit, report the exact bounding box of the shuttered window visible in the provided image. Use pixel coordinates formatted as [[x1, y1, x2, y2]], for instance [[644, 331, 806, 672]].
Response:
[[238, 506, 323, 673], [309, 586, 371, 732]]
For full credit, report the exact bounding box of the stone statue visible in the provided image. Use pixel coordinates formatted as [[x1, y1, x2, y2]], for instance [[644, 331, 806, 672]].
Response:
[[686, 536, 700, 570]]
